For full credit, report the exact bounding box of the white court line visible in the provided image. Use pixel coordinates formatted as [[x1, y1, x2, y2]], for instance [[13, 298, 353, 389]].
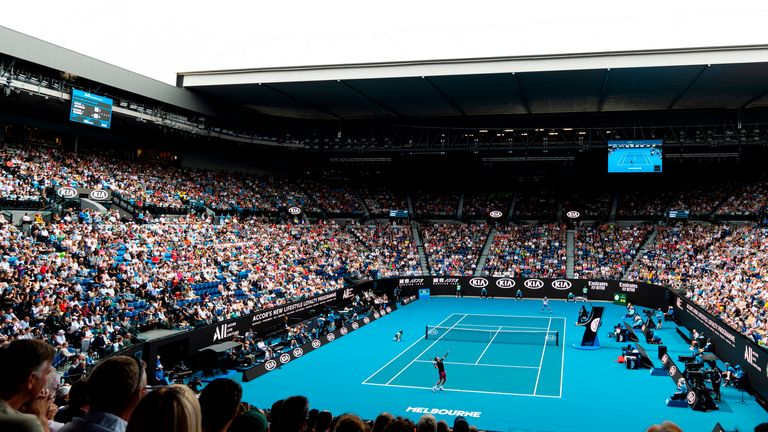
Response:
[[532, 317, 553, 395], [361, 382, 561, 399], [362, 313, 455, 384], [385, 314, 467, 385], [461, 313, 567, 320], [414, 360, 538, 369], [559, 316, 567, 398], [475, 327, 502, 364]]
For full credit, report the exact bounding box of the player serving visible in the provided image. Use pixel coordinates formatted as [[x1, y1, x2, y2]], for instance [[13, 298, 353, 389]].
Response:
[[432, 351, 449, 392]]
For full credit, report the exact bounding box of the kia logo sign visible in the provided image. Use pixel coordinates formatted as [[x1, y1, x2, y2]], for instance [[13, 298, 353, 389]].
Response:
[[264, 360, 277, 371], [385, 307, 392, 313], [89, 190, 109, 200], [489, 210, 503, 219], [326, 333, 336, 342], [339, 327, 348, 335], [496, 278, 515, 289], [551, 279, 572, 290], [292, 348, 304, 358], [311, 339, 322, 349], [524, 279, 544, 289], [288, 207, 302, 215], [686, 391, 697, 405], [669, 365, 677, 376], [57, 187, 78, 199], [351, 322, 359, 330], [469, 278, 489, 288], [373, 312, 380, 319], [279, 353, 291, 364], [363, 317, 370, 324], [566, 211, 580, 219], [661, 354, 669, 365]]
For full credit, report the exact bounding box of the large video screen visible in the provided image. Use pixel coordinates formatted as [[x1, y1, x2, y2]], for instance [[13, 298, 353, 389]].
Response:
[[70, 89, 113, 129], [608, 140, 662, 173]]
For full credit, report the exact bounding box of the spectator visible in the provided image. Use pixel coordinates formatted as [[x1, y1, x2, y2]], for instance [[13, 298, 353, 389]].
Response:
[[59, 356, 146, 432], [332, 414, 367, 432], [314, 410, 333, 432], [278, 396, 309, 432], [416, 415, 437, 432], [126, 385, 201, 432], [54, 381, 89, 425], [199, 379, 242, 432], [228, 409, 268, 432], [370, 413, 393, 432], [0, 339, 56, 432]]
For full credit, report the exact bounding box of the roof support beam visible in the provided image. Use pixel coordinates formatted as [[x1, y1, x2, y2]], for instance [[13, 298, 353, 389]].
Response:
[[339, 80, 403, 118], [741, 87, 768, 110], [597, 68, 611, 112], [667, 64, 709, 110], [261, 83, 342, 120], [512, 73, 532, 115], [423, 77, 466, 116]]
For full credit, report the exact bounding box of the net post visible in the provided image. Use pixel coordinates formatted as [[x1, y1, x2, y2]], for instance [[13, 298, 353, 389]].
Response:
[[425, 325, 429, 340], [556, 330, 559, 346]]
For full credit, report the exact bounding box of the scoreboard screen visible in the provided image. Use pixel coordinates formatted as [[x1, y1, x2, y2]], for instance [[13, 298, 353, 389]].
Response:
[[70, 89, 113, 129], [608, 140, 662, 173]]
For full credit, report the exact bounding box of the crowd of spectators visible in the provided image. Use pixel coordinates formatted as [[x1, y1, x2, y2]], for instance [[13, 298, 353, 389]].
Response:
[[358, 187, 408, 215], [717, 182, 768, 216], [669, 186, 730, 216], [347, 222, 421, 278], [482, 223, 566, 278], [512, 192, 558, 219], [462, 192, 512, 219], [422, 223, 489, 276], [616, 191, 673, 219], [413, 191, 459, 217], [562, 192, 612, 219], [573, 223, 652, 279]]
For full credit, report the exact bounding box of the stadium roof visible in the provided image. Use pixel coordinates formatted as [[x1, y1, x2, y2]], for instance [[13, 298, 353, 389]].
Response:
[[179, 46, 768, 121]]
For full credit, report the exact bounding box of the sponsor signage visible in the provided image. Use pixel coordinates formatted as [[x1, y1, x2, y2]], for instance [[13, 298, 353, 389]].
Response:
[[243, 310, 383, 381], [468, 278, 489, 288], [288, 206, 302, 215], [88, 189, 110, 201], [251, 292, 337, 327], [431, 278, 459, 286], [489, 210, 503, 219], [405, 407, 481, 419], [566, 211, 581, 219], [212, 322, 239, 342], [551, 279, 572, 290], [495, 278, 515, 289], [56, 187, 78, 199], [524, 279, 544, 289]]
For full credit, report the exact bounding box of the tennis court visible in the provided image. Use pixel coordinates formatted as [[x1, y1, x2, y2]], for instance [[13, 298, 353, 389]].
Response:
[[608, 148, 662, 172], [362, 313, 566, 397]]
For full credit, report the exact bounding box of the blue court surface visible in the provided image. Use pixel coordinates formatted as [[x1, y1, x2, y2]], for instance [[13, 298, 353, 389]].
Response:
[[237, 298, 766, 432], [608, 148, 662, 173]]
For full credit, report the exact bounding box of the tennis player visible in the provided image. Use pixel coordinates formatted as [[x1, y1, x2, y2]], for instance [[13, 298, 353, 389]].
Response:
[[393, 330, 403, 342], [540, 296, 552, 313], [432, 351, 449, 392]]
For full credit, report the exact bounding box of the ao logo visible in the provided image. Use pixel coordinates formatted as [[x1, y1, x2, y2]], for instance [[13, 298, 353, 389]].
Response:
[[676, 298, 683, 309], [311, 339, 322, 349], [614, 294, 620, 301], [686, 391, 697, 405], [386, 307, 392, 313], [524, 279, 544, 289], [264, 360, 277, 371], [590, 318, 601, 332], [279, 353, 291, 364], [89, 190, 109, 200], [373, 312, 380, 319], [669, 365, 677, 376], [351, 322, 359, 330], [363, 317, 370, 324], [489, 211, 503, 219], [288, 207, 302, 215], [496, 278, 515, 289], [340, 327, 348, 335], [326, 333, 336, 342], [57, 187, 78, 199], [469, 278, 489, 288], [552, 279, 572, 290], [292, 348, 304, 358], [566, 211, 581, 219]]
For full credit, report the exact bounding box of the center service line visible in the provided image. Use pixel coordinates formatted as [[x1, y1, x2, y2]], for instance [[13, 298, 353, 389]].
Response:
[[532, 316, 553, 395], [475, 326, 502, 365], [384, 314, 467, 385]]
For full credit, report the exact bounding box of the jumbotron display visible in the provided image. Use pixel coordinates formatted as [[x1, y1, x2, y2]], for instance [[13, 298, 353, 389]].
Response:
[[608, 140, 662, 173], [69, 89, 113, 128]]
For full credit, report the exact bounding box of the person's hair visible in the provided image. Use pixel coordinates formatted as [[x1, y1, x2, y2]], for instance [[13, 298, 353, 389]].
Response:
[[68, 380, 89, 408], [199, 378, 242, 431], [279, 395, 309, 432], [87, 355, 145, 415], [315, 410, 333, 432], [436, 420, 449, 432], [127, 385, 201, 432], [452, 417, 469, 432], [0, 339, 55, 399], [755, 423, 768, 432], [645, 421, 683, 432], [228, 409, 269, 432], [333, 414, 367, 432], [383, 417, 415, 432], [371, 413, 394, 432], [417, 415, 437, 432]]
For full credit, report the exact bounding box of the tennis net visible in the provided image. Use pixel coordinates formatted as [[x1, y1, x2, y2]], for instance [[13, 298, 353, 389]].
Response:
[[425, 326, 559, 346]]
